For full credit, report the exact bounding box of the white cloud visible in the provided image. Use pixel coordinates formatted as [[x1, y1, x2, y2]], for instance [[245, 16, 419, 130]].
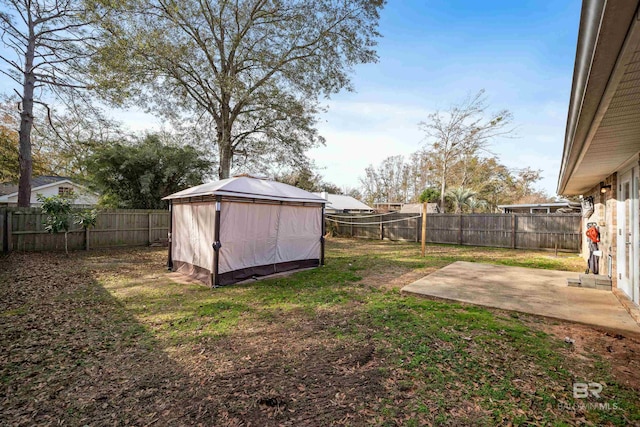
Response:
[[310, 100, 431, 187], [109, 108, 163, 133]]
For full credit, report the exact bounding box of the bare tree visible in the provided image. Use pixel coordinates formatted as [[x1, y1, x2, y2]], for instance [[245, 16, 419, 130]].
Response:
[[419, 90, 514, 212], [90, 0, 384, 179], [33, 94, 124, 178], [0, 0, 94, 206], [343, 186, 362, 201], [360, 155, 412, 205], [359, 148, 545, 212]]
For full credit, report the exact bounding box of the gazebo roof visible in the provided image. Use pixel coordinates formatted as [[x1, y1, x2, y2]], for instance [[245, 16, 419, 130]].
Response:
[[163, 176, 328, 204]]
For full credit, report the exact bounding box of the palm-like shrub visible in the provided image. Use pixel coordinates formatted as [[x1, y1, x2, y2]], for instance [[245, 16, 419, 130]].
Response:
[[466, 197, 488, 213], [445, 187, 477, 213]]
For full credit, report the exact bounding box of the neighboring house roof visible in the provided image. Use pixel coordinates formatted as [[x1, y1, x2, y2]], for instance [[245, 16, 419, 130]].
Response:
[[0, 176, 98, 204], [558, 0, 640, 194], [399, 203, 440, 214], [373, 202, 403, 211], [0, 175, 70, 196], [497, 203, 571, 210], [314, 192, 373, 211], [498, 202, 582, 214], [164, 176, 328, 204]]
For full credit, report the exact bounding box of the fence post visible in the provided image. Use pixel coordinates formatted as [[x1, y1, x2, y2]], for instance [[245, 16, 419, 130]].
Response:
[[0, 211, 4, 253], [421, 202, 427, 256], [458, 214, 463, 245], [6, 212, 12, 253], [380, 217, 384, 240], [511, 214, 517, 249], [148, 212, 152, 245], [85, 227, 90, 251], [115, 212, 119, 244]]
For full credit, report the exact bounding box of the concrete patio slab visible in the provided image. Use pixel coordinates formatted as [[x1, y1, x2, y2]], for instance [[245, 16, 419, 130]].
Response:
[[402, 261, 640, 337]]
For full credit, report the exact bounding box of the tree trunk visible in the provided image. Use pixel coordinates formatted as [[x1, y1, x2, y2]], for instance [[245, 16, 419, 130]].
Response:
[[217, 102, 233, 179], [64, 231, 68, 256], [18, 31, 37, 207], [218, 141, 232, 179]]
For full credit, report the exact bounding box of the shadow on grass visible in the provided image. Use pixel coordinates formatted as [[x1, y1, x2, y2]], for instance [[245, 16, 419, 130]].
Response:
[[0, 251, 222, 426], [1, 249, 387, 426]]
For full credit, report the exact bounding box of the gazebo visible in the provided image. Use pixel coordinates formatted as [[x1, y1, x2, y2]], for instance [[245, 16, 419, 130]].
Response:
[[163, 176, 327, 286]]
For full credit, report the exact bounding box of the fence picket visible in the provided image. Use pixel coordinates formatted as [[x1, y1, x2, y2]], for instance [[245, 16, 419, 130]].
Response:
[[3, 207, 581, 253], [326, 212, 581, 251], [0, 208, 169, 252]]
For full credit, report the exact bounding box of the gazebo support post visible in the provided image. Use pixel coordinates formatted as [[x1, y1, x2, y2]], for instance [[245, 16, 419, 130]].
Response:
[[167, 201, 173, 271], [321, 204, 326, 266], [212, 196, 222, 287]]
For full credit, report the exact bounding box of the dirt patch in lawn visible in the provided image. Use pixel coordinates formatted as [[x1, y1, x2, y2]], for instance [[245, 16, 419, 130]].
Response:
[[538, 321, 640, 391], [187, 327, 383, 425]]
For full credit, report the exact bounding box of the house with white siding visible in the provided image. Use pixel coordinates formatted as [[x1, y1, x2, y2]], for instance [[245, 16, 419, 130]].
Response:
[[0, 176, 99, 206]]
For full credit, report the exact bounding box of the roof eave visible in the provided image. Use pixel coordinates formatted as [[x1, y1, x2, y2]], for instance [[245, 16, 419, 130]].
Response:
[[558, 0, 607, 194], [558, 0, 640, 195]]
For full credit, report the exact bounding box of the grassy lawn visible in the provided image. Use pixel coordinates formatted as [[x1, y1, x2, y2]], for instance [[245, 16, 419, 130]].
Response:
[[1, 238, 639, 426]]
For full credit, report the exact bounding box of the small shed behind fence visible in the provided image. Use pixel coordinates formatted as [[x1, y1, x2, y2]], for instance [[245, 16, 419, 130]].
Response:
[[163, 176, 327, 286]]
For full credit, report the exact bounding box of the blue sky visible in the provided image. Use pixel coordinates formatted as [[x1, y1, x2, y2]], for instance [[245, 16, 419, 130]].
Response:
[[1, 0, 582, 196], [310, 0, 582, 196]]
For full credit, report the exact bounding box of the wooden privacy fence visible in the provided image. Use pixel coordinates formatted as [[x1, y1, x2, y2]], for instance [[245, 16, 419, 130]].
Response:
[[1, 207, 169, 253], [326, 212, 582, 251]]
